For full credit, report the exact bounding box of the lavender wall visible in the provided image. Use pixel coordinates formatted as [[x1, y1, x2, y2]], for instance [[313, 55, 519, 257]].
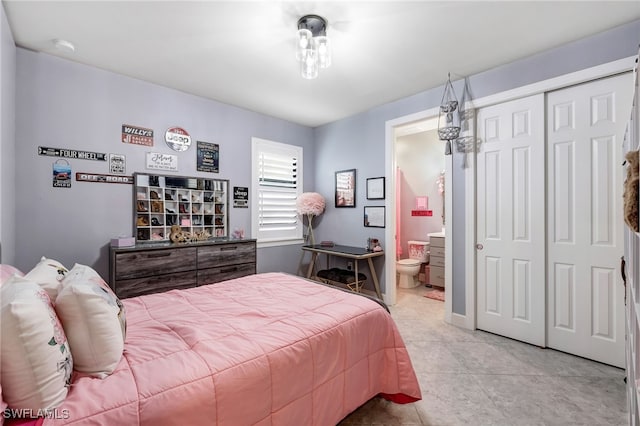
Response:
[[0, 4, 16, 264], [14, 49, 314, 277], [314, 19, 640, 314]]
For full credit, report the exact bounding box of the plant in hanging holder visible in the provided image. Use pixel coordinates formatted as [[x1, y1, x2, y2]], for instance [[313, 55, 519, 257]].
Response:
[[296, 192, 326, 245], [437, 74, 461, 155]]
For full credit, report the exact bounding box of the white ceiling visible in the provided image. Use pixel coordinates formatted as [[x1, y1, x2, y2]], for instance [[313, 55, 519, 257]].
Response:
[[3, 1, 640, 127]]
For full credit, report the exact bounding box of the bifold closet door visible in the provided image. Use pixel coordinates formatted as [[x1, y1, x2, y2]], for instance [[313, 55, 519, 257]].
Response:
[[547, 72, 634, 368], [476, 94, 546, 347]]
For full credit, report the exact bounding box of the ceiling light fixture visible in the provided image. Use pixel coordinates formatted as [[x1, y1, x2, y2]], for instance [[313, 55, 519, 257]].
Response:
[[296, 15, 331, 79]]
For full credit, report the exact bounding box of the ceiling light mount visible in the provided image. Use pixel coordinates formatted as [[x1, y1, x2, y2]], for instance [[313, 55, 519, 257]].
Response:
[[52, 38, 75, 53], [296, 14, 331, 80]]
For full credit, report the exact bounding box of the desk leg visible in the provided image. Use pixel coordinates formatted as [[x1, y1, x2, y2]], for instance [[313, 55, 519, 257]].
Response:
[[367, 257, 382, 300], [354, 261, 360, 292], [306, 252, 318, 279]]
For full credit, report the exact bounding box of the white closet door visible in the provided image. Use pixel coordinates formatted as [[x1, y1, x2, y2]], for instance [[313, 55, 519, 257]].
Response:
[[476, 94, 546, 346], [547, 73, 634, 368]]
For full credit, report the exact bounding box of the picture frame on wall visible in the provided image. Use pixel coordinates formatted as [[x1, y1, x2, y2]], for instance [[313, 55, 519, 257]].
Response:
[[335, 169, 356, 208], [366, 177, 385, 200], [364, 206, 385, 228]]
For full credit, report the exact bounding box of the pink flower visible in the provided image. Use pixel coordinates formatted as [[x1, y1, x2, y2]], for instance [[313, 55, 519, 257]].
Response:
[[296, 192, 326, 216]]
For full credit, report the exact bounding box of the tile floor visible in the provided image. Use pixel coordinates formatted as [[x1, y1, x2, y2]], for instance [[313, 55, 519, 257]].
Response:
[[339, 285, 628, 426]]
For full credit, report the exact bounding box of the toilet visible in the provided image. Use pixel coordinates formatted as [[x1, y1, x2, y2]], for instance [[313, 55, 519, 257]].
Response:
[[397, 240, 430, 288]]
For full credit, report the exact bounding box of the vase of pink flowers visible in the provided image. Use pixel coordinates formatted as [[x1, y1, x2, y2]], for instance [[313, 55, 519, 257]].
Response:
[[296, 192, 326, 245]]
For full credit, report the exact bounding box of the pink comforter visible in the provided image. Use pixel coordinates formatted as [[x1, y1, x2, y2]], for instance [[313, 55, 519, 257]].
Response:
[[43, 272, 421, 425]]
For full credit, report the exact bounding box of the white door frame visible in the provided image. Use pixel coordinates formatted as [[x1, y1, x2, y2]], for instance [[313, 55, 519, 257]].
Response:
[[383, 55, 636, 326]]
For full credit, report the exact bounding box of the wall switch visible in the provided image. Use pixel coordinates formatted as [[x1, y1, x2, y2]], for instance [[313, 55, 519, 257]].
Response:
[[347, 262, 353, 271]]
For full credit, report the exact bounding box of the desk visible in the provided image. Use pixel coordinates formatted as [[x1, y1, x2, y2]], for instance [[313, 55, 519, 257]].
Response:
[[302, 244, 384, 299]]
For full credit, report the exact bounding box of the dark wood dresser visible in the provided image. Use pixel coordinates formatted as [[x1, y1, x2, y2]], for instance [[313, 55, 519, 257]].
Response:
[[109, 239, 256, 298]]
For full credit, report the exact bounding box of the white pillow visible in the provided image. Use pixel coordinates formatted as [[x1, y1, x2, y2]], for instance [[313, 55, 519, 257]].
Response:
[[1, 276, 73, 411], [24, 257, 69, 301], [56, 264, 126, 378]]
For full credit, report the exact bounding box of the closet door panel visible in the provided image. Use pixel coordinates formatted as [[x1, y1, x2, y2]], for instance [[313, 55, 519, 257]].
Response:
[[476, 93, 546, 346], [547, 72, 634, 368]]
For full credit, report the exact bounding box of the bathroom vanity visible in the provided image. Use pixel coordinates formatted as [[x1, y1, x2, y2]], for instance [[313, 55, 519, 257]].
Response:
[[428, 232, 445, 288]]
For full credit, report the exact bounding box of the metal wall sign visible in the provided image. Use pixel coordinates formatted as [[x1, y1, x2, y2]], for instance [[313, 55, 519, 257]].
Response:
[[165, 127, 191, 152], [75, 173, 133, 184], [145, 152, 178, 171], [196, 141, 219, 173], [52, 159, 71, 188], [38, 146, 107, 161], [122, 124, 154, 146], [233, 186, 248, 208], [109, 154, 126, 174]]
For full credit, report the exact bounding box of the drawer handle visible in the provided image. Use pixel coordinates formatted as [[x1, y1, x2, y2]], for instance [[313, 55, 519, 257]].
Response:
[[146, 252, 172, 258], [220, 266, 238, 273], [221, 246, 237, 251]]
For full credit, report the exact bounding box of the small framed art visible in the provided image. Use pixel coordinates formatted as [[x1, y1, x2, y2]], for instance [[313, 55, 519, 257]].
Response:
[[335, 169, 356, 208], [364, 206, 385, 228], [366, 177, 385, 200]]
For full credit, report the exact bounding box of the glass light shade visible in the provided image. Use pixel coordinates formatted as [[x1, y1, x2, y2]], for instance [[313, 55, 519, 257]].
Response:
[[315, 36, 331, 69], [296, 29, 313, 61], [301, 48, 318, 79]]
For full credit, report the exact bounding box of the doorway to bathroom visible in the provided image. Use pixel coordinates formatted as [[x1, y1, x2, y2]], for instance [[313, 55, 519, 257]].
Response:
[[384, 109, 453, 316]]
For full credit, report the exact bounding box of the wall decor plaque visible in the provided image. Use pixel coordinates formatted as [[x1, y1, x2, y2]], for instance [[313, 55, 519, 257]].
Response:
[[76, 173, 133, 184], [52, 159, 71, 188], [233, 186, 248, 208], [122, 124, 154, 146], [165, 127, 192, 152], [146, 152, 178, 171], [39, 146, 107, 161], [109, 154, 126, 174], [197, 141, 219, 173]]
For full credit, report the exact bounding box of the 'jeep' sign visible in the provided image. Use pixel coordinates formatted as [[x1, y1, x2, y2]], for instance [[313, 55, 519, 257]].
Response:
[[165, 127, 191, 152]]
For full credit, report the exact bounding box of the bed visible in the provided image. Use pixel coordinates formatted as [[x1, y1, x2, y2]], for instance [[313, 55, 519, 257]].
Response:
[[2, 270, 421, 425]]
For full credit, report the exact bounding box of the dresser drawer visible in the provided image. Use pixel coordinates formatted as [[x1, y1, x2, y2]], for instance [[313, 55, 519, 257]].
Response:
[[430, 255, 445, 268], [197, 242, 256, 268], [429, 266, 445, 287], [114, 271, 197, 299], [430, 236, 445, 248], [430, 246, 445, 257], [197, 263, 256, 285], [115, 247, 197, 280]]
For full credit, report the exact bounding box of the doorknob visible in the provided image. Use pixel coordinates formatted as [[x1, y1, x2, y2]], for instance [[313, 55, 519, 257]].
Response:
[[476, 243, 484, 250]]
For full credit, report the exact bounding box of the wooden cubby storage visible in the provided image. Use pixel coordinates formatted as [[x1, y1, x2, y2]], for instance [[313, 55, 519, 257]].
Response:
[[134, 172, 228, 243]]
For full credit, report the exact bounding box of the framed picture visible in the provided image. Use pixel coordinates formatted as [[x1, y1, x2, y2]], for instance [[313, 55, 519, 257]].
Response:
[[335, 169, 356, 208], [366, 177, 385, 200], [364, 206, 385, 228]]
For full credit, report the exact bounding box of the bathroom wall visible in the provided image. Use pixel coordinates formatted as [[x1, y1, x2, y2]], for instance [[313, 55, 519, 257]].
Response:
[[396, 129, 445, 256]]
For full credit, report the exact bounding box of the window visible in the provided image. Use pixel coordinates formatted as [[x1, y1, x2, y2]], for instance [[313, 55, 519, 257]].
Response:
[[251, 137, 303, 247]]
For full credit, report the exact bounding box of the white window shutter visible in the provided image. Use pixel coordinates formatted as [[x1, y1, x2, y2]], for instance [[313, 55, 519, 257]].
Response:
[[252, 138, 303, 245]]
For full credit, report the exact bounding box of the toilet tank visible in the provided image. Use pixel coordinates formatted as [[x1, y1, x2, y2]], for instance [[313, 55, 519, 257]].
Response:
[[408, 240, 429, 263]]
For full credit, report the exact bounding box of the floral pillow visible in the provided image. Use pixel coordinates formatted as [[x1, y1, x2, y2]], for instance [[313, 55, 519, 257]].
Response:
[[0, 265, 24, 285], [56, 264, 126, 378], [24, 257, 69, 302], [1, 276, 73, 411]]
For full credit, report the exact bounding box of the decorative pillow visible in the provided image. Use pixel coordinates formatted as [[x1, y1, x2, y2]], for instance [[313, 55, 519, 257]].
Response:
[[1, 276, 73, 411], [0, 265, 24, 285], [24, 257, 69, 302], [56, 264, 126, 378]]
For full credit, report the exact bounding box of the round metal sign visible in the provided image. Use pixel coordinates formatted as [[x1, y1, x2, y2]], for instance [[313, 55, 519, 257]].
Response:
[[165, 126, 192, 152]]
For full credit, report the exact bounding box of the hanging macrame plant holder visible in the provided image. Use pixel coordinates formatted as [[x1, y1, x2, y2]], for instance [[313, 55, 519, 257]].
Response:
[[437, 74, 461, 155]]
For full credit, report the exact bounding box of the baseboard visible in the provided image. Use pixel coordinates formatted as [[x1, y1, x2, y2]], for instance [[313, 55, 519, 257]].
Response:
[[451, 312, 474, 330]]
